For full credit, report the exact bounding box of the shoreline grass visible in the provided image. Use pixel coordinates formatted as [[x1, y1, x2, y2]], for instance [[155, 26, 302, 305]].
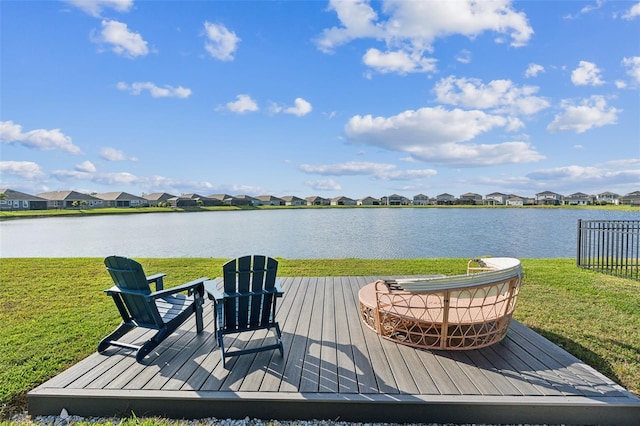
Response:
[[1, 257, 639, 420]]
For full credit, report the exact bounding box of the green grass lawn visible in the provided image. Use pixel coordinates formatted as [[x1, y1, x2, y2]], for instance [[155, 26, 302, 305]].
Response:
[[1, 257, 639, 419]]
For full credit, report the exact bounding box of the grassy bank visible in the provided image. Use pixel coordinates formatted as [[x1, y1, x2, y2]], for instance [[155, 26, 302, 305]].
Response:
[[1, 257, 639, 419]]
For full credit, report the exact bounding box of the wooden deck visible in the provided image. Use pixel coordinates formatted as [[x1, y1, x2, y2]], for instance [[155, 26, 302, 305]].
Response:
[[28, 276, 640, 425]]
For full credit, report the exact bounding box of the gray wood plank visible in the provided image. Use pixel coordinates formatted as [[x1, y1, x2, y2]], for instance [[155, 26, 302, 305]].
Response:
[[279, 277, 317, 392], [319, 277, 339, 393], [343, 276, 387, 394], [259, 277, 306, 391], [334, 277, 359, 393], [356, 276, 400, 394], [299, 277, 324, 392], [431, 351, 481, 395]]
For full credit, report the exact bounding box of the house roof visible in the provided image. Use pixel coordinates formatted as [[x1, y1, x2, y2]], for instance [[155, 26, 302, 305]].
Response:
[[37, 190, 101, 201], [94, 192, 146, 201], [536, 191, 563, 196], [256, 195, 283, 201], [305, 196, 328, 201], [281, 195, 304, 201], [208, 194, 235, 201], [0, 188, 47, 201], [142, 192, 176, 201]]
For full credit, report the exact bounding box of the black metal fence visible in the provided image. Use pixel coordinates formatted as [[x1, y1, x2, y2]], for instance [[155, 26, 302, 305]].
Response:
[[577, 219, 640, 280]]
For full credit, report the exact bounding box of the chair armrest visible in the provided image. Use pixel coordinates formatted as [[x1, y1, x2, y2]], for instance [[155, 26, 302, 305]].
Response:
[[104, 286, 149, 296], [204, 280, 224, 302], [146, 273, 167, 290], [150, 277, 209, 299], [204, 278, 284, 301], [274, 278, 284, 296]]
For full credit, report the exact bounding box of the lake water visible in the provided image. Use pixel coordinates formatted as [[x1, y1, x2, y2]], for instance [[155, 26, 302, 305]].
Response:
[[1, 208, 637, 259]]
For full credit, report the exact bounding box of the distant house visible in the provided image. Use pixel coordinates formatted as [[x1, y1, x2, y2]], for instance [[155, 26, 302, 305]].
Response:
[[535, 191, 564, 205], [234, 195, 259, 206], [182, 193, 222, 207], [331, 196, 356, 206], [167, 196, 197, 208], [305, 196, 330, 206], [436, 193, 456, 205], [143, 192, 176, 207], [413, 194, 429, 205], [0, 188, 48, 210], [619, 191, 640, 206], [281, 195, 306, 206], [564, 192, 592, 206], [485, 192, 508, 205], [95, 192, 148, 208], [459, 193, 483, 205], [357, 196, 380, 206], [208, 194, 250, 206], [506, 196, 525, 206], [37, 190, 103, 209], [383, 194, 410, 205], [255, 195, 284, 206], [597, 192, 620, 205]]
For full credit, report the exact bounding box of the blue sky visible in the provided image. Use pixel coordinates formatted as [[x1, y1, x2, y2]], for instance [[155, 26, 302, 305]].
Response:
[[1, 0, 639, 199]]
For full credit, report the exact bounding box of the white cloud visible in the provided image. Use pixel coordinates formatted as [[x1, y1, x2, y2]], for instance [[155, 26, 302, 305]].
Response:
[[305, 179, 342, 191], [299, 161, 438, 181], [621, 2, 640, 20], [64, 0, 133, 17], [315, 0, 383, 53], [571, 61, 604, 86], [316, 0, 533, 75], [94, 20, 149, 58], [362, 48, 437, 74], [76, 161, 97, 173], [527, 164, 640, 188], [284, 98, 313, 116], [225, 94, 259, 114], [0, 121, 81, 154], [100, 147, 138, 161], [547, 96, 620, 133], [117, 81, 192, 98], [456, 49, 471, 64], [434, 76, 550, 115], [0, 161, 46, 180], [525, 63, 545, 78], [344, 107, 544, 166], [622, 56, 640, 84], [204, 21, 240, 61]]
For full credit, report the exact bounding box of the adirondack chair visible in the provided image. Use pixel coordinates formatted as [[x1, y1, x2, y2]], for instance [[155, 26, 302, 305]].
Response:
[[98, 256, 208, 362], [206, 255, 284, 368]]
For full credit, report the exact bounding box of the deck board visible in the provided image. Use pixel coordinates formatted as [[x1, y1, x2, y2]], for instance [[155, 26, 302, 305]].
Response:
[[28, 276, 640, 425]]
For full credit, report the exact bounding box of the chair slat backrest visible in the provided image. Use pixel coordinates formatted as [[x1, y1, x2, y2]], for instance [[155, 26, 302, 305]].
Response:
[[105, 255, 161, 328], [222, 255, 278, 331]]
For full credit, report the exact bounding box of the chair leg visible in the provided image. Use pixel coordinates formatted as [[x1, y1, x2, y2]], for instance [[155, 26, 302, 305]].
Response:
[[194, 295, 204, 333], [97, 323, 135, 353], [136, 328, 171, 362], [274, 323, 284, 356], [218, 331, 227, 368]]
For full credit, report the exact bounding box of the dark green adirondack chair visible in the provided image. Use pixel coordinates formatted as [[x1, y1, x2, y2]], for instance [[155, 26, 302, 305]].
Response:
[[206, 255, 284, 368], [98, 256, 209, 362]]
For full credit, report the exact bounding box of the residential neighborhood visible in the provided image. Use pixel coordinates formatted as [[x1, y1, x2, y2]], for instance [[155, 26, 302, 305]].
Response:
[[1, 188, 639, 211]]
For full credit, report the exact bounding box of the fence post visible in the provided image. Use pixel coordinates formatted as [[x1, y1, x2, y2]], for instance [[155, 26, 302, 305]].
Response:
[[577, 219, 582, 267]]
